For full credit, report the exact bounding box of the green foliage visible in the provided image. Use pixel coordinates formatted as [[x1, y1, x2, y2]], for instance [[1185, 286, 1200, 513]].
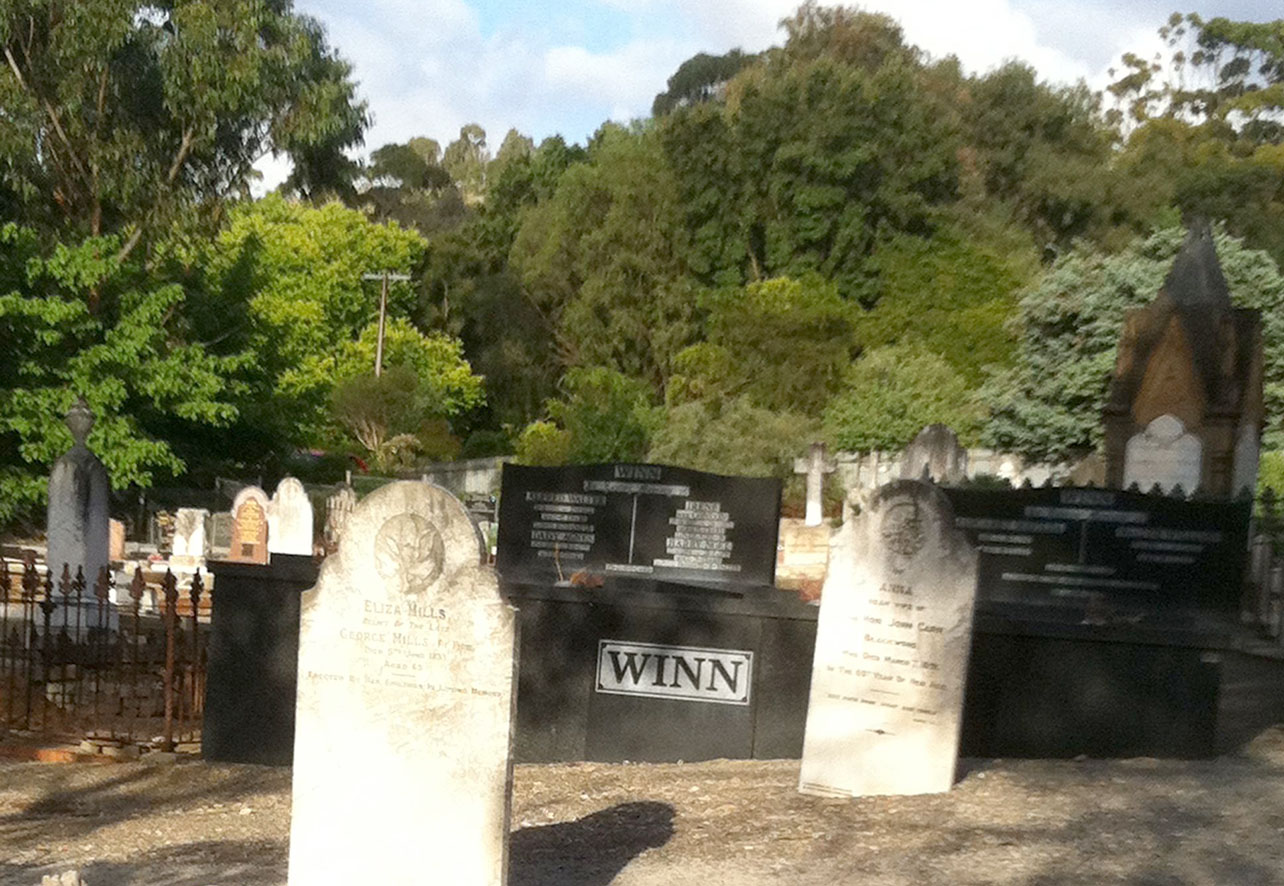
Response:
[[511, 125, 697, 391], [0, 0, 366, 255], [671, 275, 857, 415], [652, 49, 759, 116], [984, 225, 1284, 460], [516, 367, 657, 465], [0, 224, 237, 521], [1257, 450, 1284, 499], [199, 195, 427, 444], [329, 365, 467, 472], [649, 396, 818, 477], [860, 228, 1033, 383], [823, 343, 982, 451]]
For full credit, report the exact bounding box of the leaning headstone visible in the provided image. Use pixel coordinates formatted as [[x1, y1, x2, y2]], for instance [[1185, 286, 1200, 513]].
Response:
[[799, 479, 978, 797], [46, 398, 111, 634], [900, 424, 968, 485], [288, 481, 518, 886], [170, 508, 209, 571], [229, 487, 270, 564], [268, 477, 314, 556], [794, 442, 836, 527]]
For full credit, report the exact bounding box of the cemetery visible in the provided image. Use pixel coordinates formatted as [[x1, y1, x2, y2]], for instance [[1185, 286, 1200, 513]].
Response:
[[5, 1, 1284, 883]]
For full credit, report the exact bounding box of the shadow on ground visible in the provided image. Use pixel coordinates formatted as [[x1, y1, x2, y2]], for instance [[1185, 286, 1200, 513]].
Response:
[[2, 839, 286, 886], [509, 801, 675, 886]]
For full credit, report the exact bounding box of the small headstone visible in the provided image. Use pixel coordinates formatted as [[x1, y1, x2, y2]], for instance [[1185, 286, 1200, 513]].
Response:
[[1123, 414, 1202, 494], [209, 512, 234, 556], [108, 519, 126, 563], [324, 484, 358, 549], [794, 442, 836, 527], [799, 479, 978, 797], [268, 477, 313, 556], [170, 508, 209, 570], [229, 487, 270, 564], [288, 481, 518, 885], [900, 424, 968, 485]]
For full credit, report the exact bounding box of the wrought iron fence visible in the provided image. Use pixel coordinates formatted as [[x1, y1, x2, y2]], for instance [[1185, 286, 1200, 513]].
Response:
[[0, 555, 207, 748]]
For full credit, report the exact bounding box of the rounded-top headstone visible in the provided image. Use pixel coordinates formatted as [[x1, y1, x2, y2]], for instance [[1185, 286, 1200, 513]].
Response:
[[288, 481, 516, 886], [268, 477, 314, 556]]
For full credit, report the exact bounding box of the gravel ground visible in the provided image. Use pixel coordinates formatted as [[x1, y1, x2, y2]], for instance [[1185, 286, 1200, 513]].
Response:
[[4, 728, 1284, 886]]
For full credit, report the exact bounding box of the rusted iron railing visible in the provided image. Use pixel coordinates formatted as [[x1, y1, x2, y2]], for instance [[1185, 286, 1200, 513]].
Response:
[[0, 555, 206, 748]]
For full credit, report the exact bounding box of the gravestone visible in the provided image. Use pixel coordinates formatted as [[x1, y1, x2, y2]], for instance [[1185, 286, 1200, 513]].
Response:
[[268, 477, 314, 556], [46, 398, 112, 634], [900, 424, 968, 485], [288, 481, 518, 885], [794, 442, 836, 527], [324, 484, 358, 549], [209, 511, 234, 557], [108, 519, 126, 563], [1123, 414, 1202, 494], [799, 480, 978, 797], [229, 487, 270, 564], [170, 508, 209, 570]]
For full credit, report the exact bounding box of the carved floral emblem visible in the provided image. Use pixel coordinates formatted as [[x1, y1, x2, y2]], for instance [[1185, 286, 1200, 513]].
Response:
[[374, 514, 445, 593], [880, 500, 925, 573]]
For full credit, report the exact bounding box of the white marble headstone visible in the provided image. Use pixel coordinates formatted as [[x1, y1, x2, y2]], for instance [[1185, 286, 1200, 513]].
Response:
[[170, 508, 209, 570], [799, 480, 978, 798], [268, 477, 314, 555], [1123, 414, 1202, 493], [288, 481, 518, 886]]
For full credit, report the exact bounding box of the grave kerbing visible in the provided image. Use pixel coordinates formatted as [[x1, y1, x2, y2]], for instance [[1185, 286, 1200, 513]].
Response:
[[799, 479, 978, 797], [287, 481, 518, 886]]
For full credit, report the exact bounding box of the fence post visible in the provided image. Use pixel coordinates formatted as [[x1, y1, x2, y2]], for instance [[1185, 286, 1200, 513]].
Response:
[[161, 569, 178, 752]]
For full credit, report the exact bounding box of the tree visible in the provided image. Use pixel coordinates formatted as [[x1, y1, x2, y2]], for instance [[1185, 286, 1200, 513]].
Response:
[[652, 49, 758, 116], [442, 123, 489, 205], [514, 367, 657, 465], [983, 225, 1284, 460], [0, 225, 237, 522], [0, 0, 367, 260], [197, 195, 427, 446], [649, 396, 818, 477], [510, 125, 697, 392], [823, 343, 982, 451]]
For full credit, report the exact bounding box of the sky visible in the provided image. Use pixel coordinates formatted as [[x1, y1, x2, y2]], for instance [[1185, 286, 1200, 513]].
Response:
[[259, 0, 1280, 187]]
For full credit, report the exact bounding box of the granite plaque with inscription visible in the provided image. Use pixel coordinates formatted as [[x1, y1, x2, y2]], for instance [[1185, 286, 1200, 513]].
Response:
[[799, 480, 978, 797], [497, 463, 781, 590], [944, 485, 1251, 617], [288, 481, 518, 886]]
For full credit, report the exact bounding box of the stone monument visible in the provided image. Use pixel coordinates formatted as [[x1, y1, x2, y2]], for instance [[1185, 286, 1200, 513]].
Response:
[[170, 508, 209, 571], [288, 481, 518, 886], [900, 424, 968, 485], [1104, 223, 1264, 496], [324, 483, 358, 550], [229, 486, 270, 564], [46, 397, 111, 632], [799, 480, 978, 797], [794, 442, 836, 527], [268, 477, 314, 556]]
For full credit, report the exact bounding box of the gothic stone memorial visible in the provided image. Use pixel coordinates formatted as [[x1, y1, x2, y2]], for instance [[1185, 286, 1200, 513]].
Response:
[[497, 463, 781, 591], [799, 480, 978, 797], [288, 482, 518, 886]]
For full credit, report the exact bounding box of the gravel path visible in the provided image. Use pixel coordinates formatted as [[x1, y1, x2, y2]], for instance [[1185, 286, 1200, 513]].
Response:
[[4, 728, 1284, 886]]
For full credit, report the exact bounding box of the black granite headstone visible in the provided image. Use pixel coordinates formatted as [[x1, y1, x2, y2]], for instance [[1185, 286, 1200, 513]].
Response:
[[944, 486, 1251, 618], [497, 463, 781, 591]]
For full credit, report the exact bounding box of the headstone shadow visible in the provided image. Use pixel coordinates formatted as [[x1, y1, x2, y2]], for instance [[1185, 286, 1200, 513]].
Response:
[[508, 800, 675, 886]]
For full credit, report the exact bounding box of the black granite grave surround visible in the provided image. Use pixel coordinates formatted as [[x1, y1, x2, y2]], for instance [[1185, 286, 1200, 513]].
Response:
[[204, 554, 318, 765], [507, 582, 818, 763]]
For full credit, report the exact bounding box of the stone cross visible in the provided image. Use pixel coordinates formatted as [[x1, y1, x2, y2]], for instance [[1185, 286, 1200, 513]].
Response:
[[799, 479, 978, 797], [288, 481, 518, 885], [794, 442, 836, 527]]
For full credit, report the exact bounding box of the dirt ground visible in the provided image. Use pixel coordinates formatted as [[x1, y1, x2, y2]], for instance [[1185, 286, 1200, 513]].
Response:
[[5, 729, 1284, 886]]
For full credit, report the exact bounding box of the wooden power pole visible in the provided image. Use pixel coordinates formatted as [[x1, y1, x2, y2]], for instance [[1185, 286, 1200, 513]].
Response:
[[361, 271, 411, 377]]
